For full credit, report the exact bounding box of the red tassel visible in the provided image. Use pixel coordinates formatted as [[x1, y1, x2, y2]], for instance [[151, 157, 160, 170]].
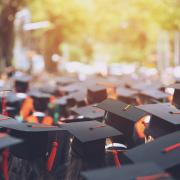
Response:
[[2, 149, 9, 180], [112, 150, 120, 168], [47, 141, 59, 171], [163, 143, 180, 153], [2, 95, 8, 116]]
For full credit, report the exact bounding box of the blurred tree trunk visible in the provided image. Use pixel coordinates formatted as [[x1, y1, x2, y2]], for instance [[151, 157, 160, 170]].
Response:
[[0, 0, 19, 72], [43, 23, 63, 73]]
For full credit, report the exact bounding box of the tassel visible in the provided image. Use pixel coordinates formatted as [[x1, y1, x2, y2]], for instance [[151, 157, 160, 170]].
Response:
[[47, 141, 59, 171], [112, 150, 120, 168], [163, 143, 180, 153], [2, 94, 8, 116], [135, 172, 170, 180], [2, 149, 9, 180]]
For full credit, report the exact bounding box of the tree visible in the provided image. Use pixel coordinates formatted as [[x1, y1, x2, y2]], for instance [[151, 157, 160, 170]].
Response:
[[0, 0, 27, 72]]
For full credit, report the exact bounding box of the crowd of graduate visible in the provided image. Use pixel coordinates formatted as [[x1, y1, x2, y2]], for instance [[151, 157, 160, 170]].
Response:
[[0, 69, 179, 180]]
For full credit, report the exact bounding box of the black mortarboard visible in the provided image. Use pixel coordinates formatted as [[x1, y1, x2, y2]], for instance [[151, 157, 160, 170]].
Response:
[[54, 97, 70, 117], [116, 87, 138, 105], [130, 82, 152, 91], [56, 76, 78, 86], [82, 162, 175, 180], [137, 103, 180, 138], [139, 89, 169, 103], [62, 120, 122, 143], [169, 84, 180, 109], [62, 120, 122, 165], [97, 99, 147, 146], [0, 132, 22, 150], [72, 105, 104, 121], [0, 118, 65, 160], [39, 84, 60, 96], [0, 91, 24, 113], [13, 75, 31, 93], [122, 131, 180, 179], [67, 91, 87, 107], [29, 91, 50, 112], [61, 82, 86, 95], [87, 85, 107, 104], [6, 107, 18, 117]]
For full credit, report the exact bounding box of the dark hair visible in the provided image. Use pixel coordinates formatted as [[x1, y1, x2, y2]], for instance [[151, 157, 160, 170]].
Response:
[[9, 156, 55, 180], [15, 81, 29, 93], [65, 138, 106, 180]]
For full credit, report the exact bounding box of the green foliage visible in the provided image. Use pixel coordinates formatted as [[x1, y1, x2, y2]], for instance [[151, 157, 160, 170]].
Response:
[[26, 0, 180, 65]]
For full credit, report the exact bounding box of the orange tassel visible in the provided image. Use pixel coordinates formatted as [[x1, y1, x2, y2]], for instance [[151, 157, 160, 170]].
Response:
[[2, 149, 9, 180], [112, 150, 120, 168], [47, 141, 59, 171], [135, 172, 170, 180]]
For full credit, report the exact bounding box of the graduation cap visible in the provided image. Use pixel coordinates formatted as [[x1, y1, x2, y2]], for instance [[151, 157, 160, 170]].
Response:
[[62, 120, 122, 168], [56, 76, 78, 86], [72, 105, 104, 121], [54, 97, 70, 118], [130, 82, 152, 91], [0, 132, 22, 180], [97, 99, 147, 146], [61, 82, 86, 95], [39, 84, 60, 96], [82, 162, 175, 180], [139, 89, 169, 103], [116, 87, 138, 105], [0, 91, 25, 114], [169, 84, 180, 109], [87, 85, 107, 104], [0, 132, 22, 150], [29, 91, 50, 112], [13, 75, 31, 93], [137, 103, 180, 138], [121, 130, 180, 179], [0, 117, 65, 171], [67, 91, 87, 107]]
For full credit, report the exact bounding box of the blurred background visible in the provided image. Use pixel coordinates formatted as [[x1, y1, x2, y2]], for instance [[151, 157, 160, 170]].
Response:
[[0, 0, 180, 81]]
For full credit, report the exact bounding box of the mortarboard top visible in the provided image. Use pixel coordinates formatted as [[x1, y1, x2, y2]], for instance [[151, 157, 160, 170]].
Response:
[[87, 85, 107, 92], [56, 76, 78, 86], [97, 99, 147, 123], [169, 83, 180, 109], [61, 121, 122, 164], [116, 87, 138, 97], [66, 91, 87, 107], [122, 130, 180, 177], [0, 132, 22, 150], [72, 105, 104, 120], [137, 103, 180, 138], [116, 87, 138, 105], [0, 117, 65, 159], [96, 99, 147, 145], [28, 90, 51, 99], [130, 82, 153, 91], [13, 74, 31, 83], [140, 89, 169, 100], [87, 85, 107, 104], [62, 120, 122, 143], [82, 162, 175, 180], [39, 84, 59, 95], [13, 74, 31, 93], [61, 82, 86, 94], [0, 92, 25, 112]]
